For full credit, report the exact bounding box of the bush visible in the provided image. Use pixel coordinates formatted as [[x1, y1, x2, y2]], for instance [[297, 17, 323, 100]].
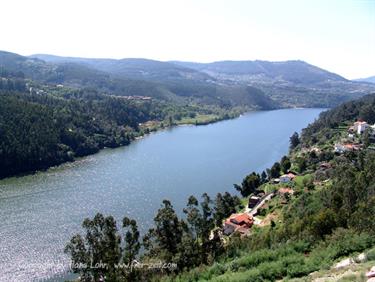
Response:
[[325, 229, 374, 260], [257, 260, 286, 280], [366, 247, 375, 261], [211, 268, 262, 282]]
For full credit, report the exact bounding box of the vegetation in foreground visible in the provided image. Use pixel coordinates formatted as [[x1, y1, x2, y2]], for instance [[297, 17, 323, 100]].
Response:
[[64, 94, 375, 281]]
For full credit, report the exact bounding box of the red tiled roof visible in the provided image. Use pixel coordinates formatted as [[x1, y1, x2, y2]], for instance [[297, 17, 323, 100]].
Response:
[[225, 213, 254, 228], [231, 213, 253, 225]]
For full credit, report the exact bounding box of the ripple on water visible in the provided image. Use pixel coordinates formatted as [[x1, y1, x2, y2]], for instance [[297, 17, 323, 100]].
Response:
[[0, 109, 325, 281]]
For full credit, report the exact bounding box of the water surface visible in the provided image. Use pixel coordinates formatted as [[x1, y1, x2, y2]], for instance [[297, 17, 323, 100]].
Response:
[[0, 108, 324, 281]]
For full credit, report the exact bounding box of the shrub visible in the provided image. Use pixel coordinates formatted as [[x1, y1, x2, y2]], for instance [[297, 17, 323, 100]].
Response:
[[257, 260, 286, 280], [366, 247, 375, 261]]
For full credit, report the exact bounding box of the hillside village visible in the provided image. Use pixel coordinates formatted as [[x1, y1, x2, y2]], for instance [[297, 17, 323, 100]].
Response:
[[221, 119, 375, 239]]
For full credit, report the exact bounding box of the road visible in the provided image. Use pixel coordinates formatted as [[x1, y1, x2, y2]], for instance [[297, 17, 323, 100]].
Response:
[[245, 192, 275, 216]]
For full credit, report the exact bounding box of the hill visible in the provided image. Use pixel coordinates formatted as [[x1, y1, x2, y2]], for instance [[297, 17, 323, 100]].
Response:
[[1, 51, 276, 109], [31, 54, 214, 82], [172, 60, 375, 107], [0, 77, 249, 178], [172, 60, 347, 84], [29, 53, 375, 107], [354, 75, 375, 84]]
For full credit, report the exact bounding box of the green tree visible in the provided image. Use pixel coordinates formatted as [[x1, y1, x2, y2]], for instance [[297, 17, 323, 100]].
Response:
[[280, 156, 291, 173], [214, 192, 241, 226], [270, 162, 281, 178], [310, 209, 337, 238], [295, 157, 307, 173], [143, 200, 183, 263], [122, 217, 140, 281], [234, 172, 261, 197], [290, 132, 300, 150], [65, 213, 122, 281], [261, 170, 268, 183], [200, 193, 215, 264], [362, 128, 370, 148]]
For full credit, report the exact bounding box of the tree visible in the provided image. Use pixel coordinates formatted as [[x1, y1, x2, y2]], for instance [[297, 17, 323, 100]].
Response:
[[234, 172, 261, 197], [213, 193, 226, 226], [65, 213, 122, 281], [64, 234, 91, 282], [200, 193, 215, 264], [183, 195, 202, 236], [214, 192, 241, 226], [280, 156, 291, 173], [206, 229, 224, 264], [143, 200, 183, 263], [290, 132, 300, 150], [295, 157, 307, 173], [362, 128, 370, 148], [183, 193, 221, 266], [310, 209, 337, 238], [122, 217, 140, 281], [261, 170, 268, 183], [270, 162, 281, 178]]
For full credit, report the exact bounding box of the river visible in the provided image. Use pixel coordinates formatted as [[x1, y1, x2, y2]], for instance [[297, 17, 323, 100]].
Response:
[[0, 108, 324, 281]]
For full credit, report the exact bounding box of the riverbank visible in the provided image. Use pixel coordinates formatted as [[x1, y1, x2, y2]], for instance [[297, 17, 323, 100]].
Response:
[[0, 109, 245, 180]]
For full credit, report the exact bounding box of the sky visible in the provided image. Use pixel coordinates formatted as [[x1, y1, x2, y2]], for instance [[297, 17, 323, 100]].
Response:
[[1, 0, 374, 79]]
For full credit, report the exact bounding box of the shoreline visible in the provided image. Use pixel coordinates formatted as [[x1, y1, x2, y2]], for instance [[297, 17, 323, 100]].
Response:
[[0, 111, 244, 181], [0, 106, 322, 181]]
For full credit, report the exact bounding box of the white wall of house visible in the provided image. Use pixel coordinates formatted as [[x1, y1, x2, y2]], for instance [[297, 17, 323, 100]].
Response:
[[279, 176, 290, 183]]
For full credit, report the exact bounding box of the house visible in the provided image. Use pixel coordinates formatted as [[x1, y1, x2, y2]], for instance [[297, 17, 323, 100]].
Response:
[[223, 213, 254, 236], [353, 121, 369, 134], [271, 178, 280, 184], [248, 196, 261, 209], [278, 187, 294, 204], [279, 173, 296, 183], [334, 143, 360, 153], [278, 187, 294, 195]]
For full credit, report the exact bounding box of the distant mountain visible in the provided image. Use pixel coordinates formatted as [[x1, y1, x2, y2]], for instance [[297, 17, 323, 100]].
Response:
[[31, 54, 214, 82], [171, 60, 375, 107], [1, 51, 276, 109], [2, 51, 375, 108], [354, 76, 375, 84], [171, 60, 347, 85]]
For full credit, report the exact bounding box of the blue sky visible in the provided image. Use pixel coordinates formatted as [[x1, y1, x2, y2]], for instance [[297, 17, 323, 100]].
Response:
[[1, 0, 374, 78]]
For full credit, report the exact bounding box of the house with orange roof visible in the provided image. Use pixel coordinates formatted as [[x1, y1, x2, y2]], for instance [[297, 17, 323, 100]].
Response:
[[223, 213, 254, 236]]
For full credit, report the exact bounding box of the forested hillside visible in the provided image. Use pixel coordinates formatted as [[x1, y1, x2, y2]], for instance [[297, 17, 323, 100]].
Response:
[[0, 50, 280, 178], [1, 51, 277, 109], [0, 76, 244, 178], [31, 52, 375, 108], [64, 94, 375, 281], [173, 60, 375, 107]]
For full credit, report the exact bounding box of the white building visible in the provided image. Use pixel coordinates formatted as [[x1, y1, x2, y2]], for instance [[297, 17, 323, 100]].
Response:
[[279, 173, 296, 183], [353, 121, 369, 134]]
